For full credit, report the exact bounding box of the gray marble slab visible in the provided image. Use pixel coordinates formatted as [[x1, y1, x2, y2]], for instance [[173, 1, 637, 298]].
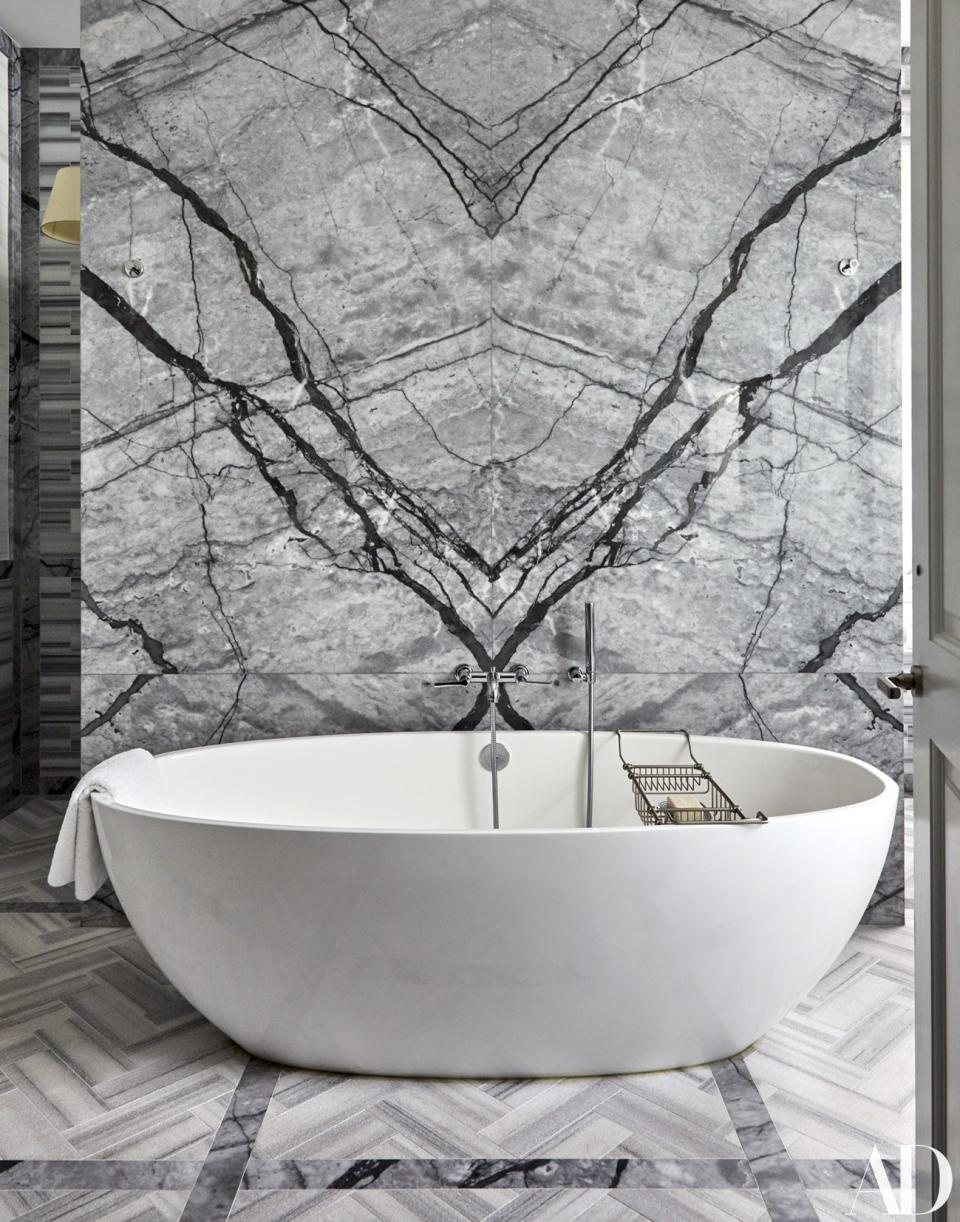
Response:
[[80, 0, 904, 917]]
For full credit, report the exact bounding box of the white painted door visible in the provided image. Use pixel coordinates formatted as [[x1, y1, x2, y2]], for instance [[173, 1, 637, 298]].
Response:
[[911, 2, 960, 1214]]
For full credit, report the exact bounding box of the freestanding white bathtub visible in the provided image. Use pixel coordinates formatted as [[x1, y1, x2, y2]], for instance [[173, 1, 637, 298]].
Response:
[[91, 731, 897, 1077]]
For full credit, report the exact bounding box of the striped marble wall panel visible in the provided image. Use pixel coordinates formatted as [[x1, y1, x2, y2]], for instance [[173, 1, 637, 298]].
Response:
[[0, 45, 8, 567], [0, 27, 22, 809], [0, 579, 13, 805], [3, 48, 80, 804], [10, 47, 41, 800], [37, 54, 81, 794]]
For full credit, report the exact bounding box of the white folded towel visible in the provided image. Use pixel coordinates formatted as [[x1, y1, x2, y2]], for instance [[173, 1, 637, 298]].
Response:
[[48, 748, 167, 900]]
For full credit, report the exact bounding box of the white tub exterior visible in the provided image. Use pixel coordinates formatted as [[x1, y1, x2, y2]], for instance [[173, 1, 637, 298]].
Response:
[[92, 731, 897, 1077]]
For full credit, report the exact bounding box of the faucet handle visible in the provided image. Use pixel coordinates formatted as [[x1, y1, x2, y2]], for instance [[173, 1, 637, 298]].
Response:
[[433, 663, 479, 687], [512, 664, 557, 686]]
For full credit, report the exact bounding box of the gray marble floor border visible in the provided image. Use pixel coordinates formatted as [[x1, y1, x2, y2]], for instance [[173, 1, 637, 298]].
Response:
[[242, 1156, 756, 1191], [712, 1056, 820, 1221], [0, 1155, 898, 1192], [794, 1157, 901, 1190], [0, 1159, 202, 1189], [0, 1054, 901, 1212], [178, 1055, 281, 1222]]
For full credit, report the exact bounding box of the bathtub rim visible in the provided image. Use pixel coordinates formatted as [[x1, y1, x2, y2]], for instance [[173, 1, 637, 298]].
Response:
[[90, 729, 899, 836]]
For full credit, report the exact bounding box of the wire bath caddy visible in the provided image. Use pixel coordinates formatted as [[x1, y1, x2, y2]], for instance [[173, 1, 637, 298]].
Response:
[[617, 730, 768, 826]]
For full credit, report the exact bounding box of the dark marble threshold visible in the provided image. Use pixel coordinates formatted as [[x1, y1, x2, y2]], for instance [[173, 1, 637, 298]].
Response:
[[0, 1155, 900, 1193], [0, 1160, 201, 1190], [241, 1156, 755, 1190]]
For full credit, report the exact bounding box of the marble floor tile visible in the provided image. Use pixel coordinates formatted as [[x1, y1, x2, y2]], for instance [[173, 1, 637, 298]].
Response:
[[474, 1191, 623, 1221], [5, 1050, 110, 1130], [0, 1189, 190, 1221], [230, 1189, 515, 1221], [241, 1187, 774, 1222], [599, 1070, 740, 1160], [0, 1088, 77, 1159], [71, 1066, 241, 1155], [0, 1190, 64, 1222], [478, 1081, 620, 1158], [744, 920, 914, 1161], [0, 804, 74, 906], [255, 1080, 410, 1160], [607, 1188, 769, 1221], [0, 915, 130, 974], [29, 1014, 133, 1086], [254, 1070, 742, 1164], [807, 1188, 892, 1220]]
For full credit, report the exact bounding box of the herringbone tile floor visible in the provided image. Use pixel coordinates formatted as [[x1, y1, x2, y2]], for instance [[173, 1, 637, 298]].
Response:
[[0, 799, 914, 1220], [0, 801, 245, 1168]]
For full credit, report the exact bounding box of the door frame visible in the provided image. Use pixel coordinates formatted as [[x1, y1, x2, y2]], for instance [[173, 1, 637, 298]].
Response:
[[912, 1, 960, 1213]]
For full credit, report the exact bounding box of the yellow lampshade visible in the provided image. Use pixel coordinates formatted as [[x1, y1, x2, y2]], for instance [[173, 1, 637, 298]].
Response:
[[41, 166, 80, 245]]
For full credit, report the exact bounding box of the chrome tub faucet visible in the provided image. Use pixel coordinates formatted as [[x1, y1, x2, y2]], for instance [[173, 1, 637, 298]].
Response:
[[433, 664, 554, 829]]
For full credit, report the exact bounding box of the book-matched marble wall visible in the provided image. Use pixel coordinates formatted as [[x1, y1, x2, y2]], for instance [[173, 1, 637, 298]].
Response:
[[81, 0, 904, 919]]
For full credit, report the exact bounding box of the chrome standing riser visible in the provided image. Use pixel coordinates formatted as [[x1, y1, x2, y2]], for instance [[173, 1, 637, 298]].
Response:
[[568, 602, 597, 828]]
